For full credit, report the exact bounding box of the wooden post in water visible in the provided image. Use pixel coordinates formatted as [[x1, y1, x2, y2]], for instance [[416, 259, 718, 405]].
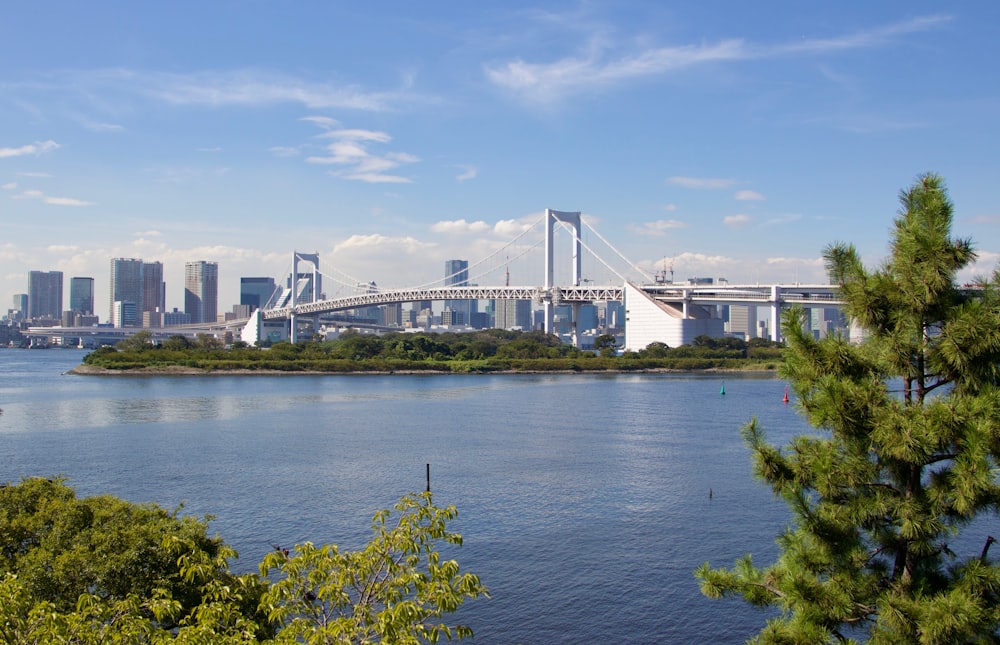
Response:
[[426, 463, 430, 492]]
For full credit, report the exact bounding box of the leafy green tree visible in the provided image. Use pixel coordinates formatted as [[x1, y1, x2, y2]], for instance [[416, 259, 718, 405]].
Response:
[[0, 477, 246, 622], [593, 334, 617, 357], [0, 483, 486, 643], [259, 492, 488, 644], [163, 334, 193, 351], [638, 341, 669, 358], [116, 329, 155, 352], [697, 174, 1000, 642]]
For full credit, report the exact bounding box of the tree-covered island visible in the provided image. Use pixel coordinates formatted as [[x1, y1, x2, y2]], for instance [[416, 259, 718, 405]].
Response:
[[75, 328, 786, 374]]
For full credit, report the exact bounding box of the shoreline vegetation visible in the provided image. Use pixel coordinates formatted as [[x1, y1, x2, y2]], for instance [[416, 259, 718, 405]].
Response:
[[74, 329, 785, 375]]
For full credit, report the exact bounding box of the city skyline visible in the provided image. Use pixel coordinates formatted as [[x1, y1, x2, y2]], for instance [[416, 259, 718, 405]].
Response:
[[2, 3, 999, 312]]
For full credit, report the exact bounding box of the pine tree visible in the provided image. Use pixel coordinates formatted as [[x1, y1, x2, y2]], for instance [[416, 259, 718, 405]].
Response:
[[696, 174, 1000, 643]]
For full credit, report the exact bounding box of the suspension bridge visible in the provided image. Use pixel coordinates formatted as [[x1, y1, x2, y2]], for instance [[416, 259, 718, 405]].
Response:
[[23, 209, 844, 350]]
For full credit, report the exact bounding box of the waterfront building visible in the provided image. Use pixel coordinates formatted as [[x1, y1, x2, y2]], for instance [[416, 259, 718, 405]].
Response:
[[727, 305, 758, 340], [12, 294, 28, 317], [240, 277, 277, 311], [383, 303, 403, 327], [494, 298, 532, 330], [163, 308, 191, 326], [443, 260, 476, 324], [28, 270, 63, 321], [113, 300, 138, 328], [142, 262, 166, 317], [184, 261, 219, 324], [110, 258, 144, 326], [69, 277, 94, 316]]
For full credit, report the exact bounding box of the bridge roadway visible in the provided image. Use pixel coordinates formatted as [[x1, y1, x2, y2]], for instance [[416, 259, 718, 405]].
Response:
[[261, 283, 842, 320], [21, 283, 843, 346]]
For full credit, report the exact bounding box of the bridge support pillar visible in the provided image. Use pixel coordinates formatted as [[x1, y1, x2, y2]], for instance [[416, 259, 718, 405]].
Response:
[[543, 209, 582, 336], [289, 312, 297, 344], [770, 286, 782, 343]]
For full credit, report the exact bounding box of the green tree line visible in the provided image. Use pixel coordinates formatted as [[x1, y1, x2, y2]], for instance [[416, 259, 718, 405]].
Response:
[[82, 329, 784, 373]]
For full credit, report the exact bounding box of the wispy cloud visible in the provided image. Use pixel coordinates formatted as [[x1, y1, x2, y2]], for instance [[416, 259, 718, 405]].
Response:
[[138, 69, 413, 111], [486, 15, 950, 103], [268, 146, 301, 157], [305, 126, 418, 184], [735, 190, 764, 201], [11, 188, 93, 206], [668, 176, 737, 189], [628, 219, 687, 236], [456, 165, 478, 182], [0, 140, 60, 158], [431, 219, 492, 235], [723, 214, 752, 227]]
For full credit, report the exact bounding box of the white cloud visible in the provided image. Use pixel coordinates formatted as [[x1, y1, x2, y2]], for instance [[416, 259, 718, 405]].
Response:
[[431, 219, 492, 235], [317, 129, 392, 143], [494, 218, 537, 237], [306, 127, 418, 184], [735, 190, 765, 201], [485, 15, 950, 104], [11, 188, 93, 206], [300, 116, 340, 129], [456, 165, 478, 182], [1, 182, 15, 190], [268, 146, 301, 157], [44, 196, 95, 206], [47, 244, 80, 253], [486, 39, 747, 101], [0, 140, 60, 158], [723, 214, 752, 227], [628, 219, 688, 236], [668, 176, 737, 189], [81, 120, 124, 133], [139, 69, 409, 111]]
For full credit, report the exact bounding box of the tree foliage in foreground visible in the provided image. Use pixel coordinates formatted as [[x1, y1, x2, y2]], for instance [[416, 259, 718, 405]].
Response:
[[0, 480, 486, 643], [697, 174, 1000, 643]]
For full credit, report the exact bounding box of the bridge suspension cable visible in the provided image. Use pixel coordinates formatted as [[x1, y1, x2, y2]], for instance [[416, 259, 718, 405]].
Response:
[[581, 218, 655, 283], [407, 212, 548, 290]]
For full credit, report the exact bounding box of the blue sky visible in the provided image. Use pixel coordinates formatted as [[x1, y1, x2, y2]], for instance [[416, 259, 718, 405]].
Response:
[[2, 2, 998, 315]]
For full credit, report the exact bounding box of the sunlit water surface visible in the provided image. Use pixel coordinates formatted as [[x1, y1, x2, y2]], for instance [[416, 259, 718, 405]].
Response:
[[1, 349, 811, 643]]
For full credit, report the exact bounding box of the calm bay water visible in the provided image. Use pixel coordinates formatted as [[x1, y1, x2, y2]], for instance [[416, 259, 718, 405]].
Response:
[[0, 349, 809, 644]]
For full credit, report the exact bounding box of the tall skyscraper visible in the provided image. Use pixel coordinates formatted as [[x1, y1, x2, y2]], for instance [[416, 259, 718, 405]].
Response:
[[142, 261, 165, 315], [240, 277, 277, 310], [69, 277, 94, 315], [12, 294, 28, 316], [110, 258, 144, 325], [444, 259, 476, 324], [185, 261, 219, 324], [28, 270, 63, 320]]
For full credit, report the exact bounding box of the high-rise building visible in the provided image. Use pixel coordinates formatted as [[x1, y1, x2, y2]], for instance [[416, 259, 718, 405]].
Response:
[[69, 277, 95, 315], [28, 270, 63, 320], [494, 299, 532, 330], [727, 305, 758, 340], [142, 261, 165, 316], [12, 294, 28, 319], [185, 261, 219, 324], [240, 277, 277, 310], [110, 258, 144, 325], [444, 259, 477, 324], [113, 300, 138, 328]]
